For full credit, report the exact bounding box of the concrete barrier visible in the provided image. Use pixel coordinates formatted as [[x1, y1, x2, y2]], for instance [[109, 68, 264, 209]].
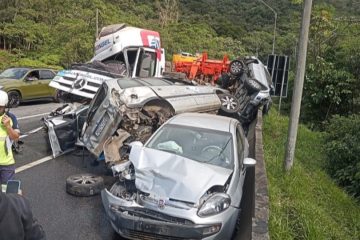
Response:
[[252, 110, 270, 239]]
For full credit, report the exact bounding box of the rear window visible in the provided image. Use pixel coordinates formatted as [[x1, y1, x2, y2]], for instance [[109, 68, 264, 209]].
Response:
[[117, 79, 144, 89], [137, 78, 172, 86], [117, 78, 174, 89], [40, 70, 55, 80]]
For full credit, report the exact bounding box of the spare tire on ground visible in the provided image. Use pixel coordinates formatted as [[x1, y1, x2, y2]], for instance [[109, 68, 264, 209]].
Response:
[[66, 173, 104, 197]]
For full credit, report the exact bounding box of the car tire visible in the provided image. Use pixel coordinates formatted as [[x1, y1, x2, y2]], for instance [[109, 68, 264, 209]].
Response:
[[229, 59, 245, 76], [66, 173, 104, 197], [244, 78, 262, 94], [218, 93, 241, 116], [7, 91, 21, 108]]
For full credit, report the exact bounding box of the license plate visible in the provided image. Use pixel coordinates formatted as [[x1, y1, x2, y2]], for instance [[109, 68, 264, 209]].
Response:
[[135, 221, 170, 235], [95, 115, 108, 137]]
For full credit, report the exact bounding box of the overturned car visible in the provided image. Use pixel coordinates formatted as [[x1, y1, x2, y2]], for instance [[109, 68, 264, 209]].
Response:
[[101, 113, 256, 239], [218, 57, 273, 124]]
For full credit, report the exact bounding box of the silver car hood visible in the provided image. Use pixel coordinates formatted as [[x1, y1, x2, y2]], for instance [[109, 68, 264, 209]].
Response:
[[129, 146, 233, 203]]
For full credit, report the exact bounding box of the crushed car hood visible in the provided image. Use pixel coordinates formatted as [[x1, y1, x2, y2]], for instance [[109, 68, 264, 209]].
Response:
[[130, 146, 233, 204]]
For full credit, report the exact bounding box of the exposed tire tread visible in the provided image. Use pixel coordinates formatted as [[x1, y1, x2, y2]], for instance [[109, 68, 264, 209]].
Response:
[[66, 173, 104, 197]]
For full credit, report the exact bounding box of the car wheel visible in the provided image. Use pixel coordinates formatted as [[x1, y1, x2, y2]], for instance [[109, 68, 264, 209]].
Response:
[[229, 59, 245, 76], [7, 91, 21, 108], [244, 78, 263, 94], [218, 93, 241, 117], [66, 173, 104, 197]]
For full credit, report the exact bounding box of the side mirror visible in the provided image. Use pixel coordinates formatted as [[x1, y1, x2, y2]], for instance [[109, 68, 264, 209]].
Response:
[[129, 141, 143, 148], [128, 141, 144, 159], [243, 157, 256, 167]]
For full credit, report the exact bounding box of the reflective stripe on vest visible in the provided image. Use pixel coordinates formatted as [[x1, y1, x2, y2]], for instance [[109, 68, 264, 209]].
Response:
[[0, 115, 15, 166]]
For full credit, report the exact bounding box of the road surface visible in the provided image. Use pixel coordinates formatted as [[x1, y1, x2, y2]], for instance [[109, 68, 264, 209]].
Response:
[[11, 100, 254, 240]]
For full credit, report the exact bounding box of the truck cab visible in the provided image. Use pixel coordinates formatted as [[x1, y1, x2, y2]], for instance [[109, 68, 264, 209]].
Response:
[[49, 23, 165, 100], [45, 24, 165, 157]]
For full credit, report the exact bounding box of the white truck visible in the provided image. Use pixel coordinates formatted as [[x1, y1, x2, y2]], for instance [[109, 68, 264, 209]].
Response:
[[50, 23, 165, 100], [44, 24, 166, 157]]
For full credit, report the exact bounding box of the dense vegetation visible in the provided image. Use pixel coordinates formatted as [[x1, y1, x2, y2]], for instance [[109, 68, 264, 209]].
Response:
[[0, 0, 359, 124], [263, 109, 360, 240], [324, 115, 360, 198]]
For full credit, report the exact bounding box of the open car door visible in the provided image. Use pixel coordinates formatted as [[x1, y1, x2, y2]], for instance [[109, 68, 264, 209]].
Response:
[[44, 105, 89, 158]]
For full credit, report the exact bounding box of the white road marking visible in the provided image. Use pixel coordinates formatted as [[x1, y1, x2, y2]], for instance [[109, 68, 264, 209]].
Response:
[[17, 112, 50, 120], [15, 155, 53, 173]]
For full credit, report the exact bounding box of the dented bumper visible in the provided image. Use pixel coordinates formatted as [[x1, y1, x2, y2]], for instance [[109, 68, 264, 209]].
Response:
[[101, 189, 240, 240]]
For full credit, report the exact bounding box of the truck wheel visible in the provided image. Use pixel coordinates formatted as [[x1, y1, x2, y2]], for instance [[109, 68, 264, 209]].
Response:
[[218, 93, 240, 116], [8, 91, 21, 108], [66, 173, 104, 197]]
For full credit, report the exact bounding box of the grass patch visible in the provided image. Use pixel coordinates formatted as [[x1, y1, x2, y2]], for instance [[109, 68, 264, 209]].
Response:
[[263, 109, 360, 240]]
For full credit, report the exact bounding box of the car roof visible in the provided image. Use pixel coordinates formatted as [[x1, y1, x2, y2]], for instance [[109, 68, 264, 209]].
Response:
[[5, 67, 55, 71], [167, 113, 236, 132]]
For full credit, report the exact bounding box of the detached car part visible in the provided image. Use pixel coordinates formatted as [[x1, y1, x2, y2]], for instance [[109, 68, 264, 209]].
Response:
[[66, 173, 104, 197]]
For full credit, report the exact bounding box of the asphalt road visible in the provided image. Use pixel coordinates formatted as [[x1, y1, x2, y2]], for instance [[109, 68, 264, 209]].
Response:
[[10, 100, 254, 240], [11, 101, 122, 240]]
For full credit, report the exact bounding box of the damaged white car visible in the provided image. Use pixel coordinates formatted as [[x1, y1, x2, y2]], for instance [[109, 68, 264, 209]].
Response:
[[80, 77, 228, 165], [102, 113, 256, 239]]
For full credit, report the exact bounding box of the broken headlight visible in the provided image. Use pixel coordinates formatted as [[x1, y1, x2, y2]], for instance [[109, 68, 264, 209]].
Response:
[[197, 193, 231, 217]]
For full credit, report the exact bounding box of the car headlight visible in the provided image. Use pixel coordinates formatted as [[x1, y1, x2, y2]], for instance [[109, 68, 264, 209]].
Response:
[[198, 193, 231, 217]]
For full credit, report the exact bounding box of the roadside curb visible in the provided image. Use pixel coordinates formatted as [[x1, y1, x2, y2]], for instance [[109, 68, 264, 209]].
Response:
[[252, 110, 270, 239]]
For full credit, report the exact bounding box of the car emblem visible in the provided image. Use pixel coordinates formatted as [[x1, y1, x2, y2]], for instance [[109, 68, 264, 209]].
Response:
[[72, 78, 87, 90], [158, 199, 166, 209]]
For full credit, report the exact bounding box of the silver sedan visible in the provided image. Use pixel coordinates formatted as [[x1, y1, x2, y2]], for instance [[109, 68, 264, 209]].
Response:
[[101, 113, 256, 239]]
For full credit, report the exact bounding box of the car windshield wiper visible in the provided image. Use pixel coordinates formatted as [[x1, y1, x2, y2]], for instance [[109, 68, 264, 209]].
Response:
[[204, 137, 232, 164]]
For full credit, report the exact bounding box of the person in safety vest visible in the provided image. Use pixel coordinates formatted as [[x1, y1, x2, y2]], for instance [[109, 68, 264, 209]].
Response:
[[0, 90, 20, 184]]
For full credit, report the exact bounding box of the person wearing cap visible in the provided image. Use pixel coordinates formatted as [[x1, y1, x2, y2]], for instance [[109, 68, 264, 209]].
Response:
[[0, 90, 20, 184]]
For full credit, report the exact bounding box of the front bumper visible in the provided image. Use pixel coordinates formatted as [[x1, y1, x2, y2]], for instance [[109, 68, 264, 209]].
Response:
[[102, 189, 239, 240]]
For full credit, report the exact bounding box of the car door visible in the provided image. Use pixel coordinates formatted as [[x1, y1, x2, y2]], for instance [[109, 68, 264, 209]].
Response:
[[45, 106, 89, 157], [148, 83, 197, 113], [39, 70, 56, 97]]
